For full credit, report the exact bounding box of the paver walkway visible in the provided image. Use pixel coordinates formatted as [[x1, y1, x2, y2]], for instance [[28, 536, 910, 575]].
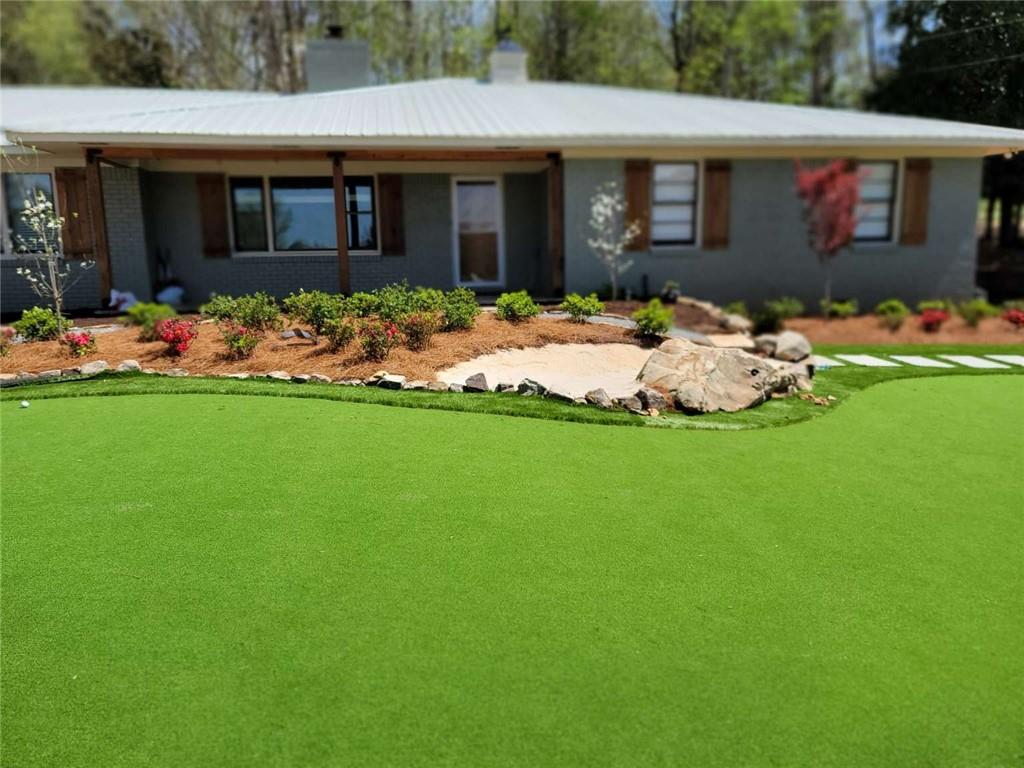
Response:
[[985, 354, 1024, 366], [889, 355, 955, 368], [813, 351, 1024, 371], [938, 355, 1010, 369]]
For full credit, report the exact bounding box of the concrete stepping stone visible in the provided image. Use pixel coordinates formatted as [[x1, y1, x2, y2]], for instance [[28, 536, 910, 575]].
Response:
[[835, 354, 901, 367], [811, 355, 844, 367], [889, 355, 955, 368], [938, 355, 1010, 369], [985, 354, 1024, 367]]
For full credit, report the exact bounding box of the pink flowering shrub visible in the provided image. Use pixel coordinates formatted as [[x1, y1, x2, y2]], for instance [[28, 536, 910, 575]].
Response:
[[219, 321, 262, 359], [358, 319, 400, 361], [0, 327, 13, 357], [62, 330, 97, 358], [157, 318, 199, 355], [919, 308, 949, 333], [1003, 308, 1024, 329]]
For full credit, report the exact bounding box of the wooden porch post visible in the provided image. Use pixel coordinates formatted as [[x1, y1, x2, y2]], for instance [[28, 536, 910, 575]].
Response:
[[547, 152, 564, 296], [332, 154, 351, 294], [84, 149, 112, 300]]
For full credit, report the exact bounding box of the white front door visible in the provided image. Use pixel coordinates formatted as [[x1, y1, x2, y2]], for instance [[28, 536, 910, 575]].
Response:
[[452, 177, 505, 288]]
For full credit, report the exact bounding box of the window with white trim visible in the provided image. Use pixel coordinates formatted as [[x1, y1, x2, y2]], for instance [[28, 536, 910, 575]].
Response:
[[651, 162, 698, 246], [855, 161, 897, 242], [2, 172, 55, 254]]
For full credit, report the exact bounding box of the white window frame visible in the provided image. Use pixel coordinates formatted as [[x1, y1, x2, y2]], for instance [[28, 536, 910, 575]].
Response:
[[1, 171, 58, 259], [649, 159, 703, 251], [853, 159, 903, 247], [451, 175, 506, 289], [227, 173, 381, 257]]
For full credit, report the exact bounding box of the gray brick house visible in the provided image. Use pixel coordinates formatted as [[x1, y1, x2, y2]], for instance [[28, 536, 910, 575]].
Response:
[[3, 36, 1023, 316]]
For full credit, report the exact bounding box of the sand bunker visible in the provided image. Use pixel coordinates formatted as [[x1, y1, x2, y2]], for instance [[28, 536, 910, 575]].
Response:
[[438, 343, 652, 399]]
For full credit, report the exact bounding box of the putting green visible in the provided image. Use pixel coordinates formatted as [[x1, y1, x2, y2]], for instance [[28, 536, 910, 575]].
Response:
[[2, 375, 1022, 767]]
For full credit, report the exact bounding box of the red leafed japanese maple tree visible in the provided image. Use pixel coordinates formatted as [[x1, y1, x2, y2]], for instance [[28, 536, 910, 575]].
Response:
[[794, 159, 860, 315]]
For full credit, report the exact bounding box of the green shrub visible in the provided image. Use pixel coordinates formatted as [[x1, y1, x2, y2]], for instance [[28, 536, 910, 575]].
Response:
[[765, 296, 805, 320], [323, 316, 357, 352], [125, 302, 177, 341], [874, 298, 910, 331], [232, 292, 282, 331], [402, 311, 442, 351], [282, 290, 343, 335], [13, 306, 67, 341], [219, 321, 262, 359], [495, 290, 540, 322], [723, 300, 749, 318], [632, 298, 672, 338], [916, 299, 953, 314], [1002, 299, 1024, 312], [199, 294, 237, 321], [956, 298, 998, 328], [411, 287, 445, 313], [340, 291, 378, 318], [560, 292, 604, 323], [373, 281, 417, 322], [358, 318, 400, 361], [441, 287, 480, 331], [821, 298, 858, 319]]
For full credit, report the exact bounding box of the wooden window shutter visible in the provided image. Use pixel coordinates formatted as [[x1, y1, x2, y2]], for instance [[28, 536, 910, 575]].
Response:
[[377, 174, 404, 255], [702, 160, 731, 250], [899, 159, 931, 245], [624, 159, 651, 251], [54, 167, 94, 258], [196, 173, 230, 257]]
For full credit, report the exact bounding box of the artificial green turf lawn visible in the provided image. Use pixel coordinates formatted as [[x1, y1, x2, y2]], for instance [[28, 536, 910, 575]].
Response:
[[2, 376, 1023, 767]]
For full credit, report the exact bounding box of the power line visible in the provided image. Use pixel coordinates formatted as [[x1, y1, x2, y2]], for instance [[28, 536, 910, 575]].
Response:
[[908, 17, 1024, 43], [902, 51, 1024, 75]]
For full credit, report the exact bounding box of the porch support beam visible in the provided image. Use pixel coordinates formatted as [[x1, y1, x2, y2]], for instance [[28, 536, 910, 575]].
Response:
[[84, 149, 112, 301], [332, 154, 350, 294], [93, 147, 554, 163], [547, 152, 564, 296]]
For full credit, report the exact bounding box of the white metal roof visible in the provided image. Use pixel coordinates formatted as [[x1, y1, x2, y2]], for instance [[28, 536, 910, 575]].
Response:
[[3, 79, 1024, 151]]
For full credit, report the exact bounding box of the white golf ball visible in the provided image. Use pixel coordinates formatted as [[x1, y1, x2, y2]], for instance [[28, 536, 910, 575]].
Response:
[[19, 400, 30, 408]]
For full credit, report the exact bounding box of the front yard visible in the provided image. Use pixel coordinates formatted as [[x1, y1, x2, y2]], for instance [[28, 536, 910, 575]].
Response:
[[2, 373, 1021, 767]]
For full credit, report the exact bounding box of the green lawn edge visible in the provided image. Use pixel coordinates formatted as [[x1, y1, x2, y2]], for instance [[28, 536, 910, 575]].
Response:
[[4, 347, 1021, 431]]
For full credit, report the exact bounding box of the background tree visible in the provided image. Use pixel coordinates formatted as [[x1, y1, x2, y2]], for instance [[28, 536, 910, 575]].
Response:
[[794, 160, 861, 314]]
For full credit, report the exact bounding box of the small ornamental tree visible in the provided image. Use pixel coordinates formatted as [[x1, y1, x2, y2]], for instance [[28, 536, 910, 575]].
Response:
[[794, 159, 860, 315], [12, 190, 94, 321], [586, 182, 640, 301]]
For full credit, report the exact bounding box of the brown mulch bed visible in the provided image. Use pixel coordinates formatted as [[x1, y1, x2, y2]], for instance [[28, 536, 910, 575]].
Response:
[[1, 313, 643, 381], [785, 316, 1024, 345]]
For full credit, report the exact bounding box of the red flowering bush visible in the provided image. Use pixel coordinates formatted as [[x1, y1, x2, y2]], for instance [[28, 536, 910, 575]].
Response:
[[358, 318, 400, 361], [62, 330, 97, 358], [219, 321, 262, 359], [157, 318, 199, 355], [1002, 308, 1024, 329], [0, 327, 13, 357], [919, 308, 949, 333], [401, 311, 441, 351]]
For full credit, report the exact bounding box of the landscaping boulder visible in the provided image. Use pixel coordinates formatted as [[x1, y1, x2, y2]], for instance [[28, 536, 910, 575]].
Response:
[[308, 373, 332, 383], [116, 359, 141, 372], [165, 368, 189, 377], [266, 370, 291, 381], [378, 374, 406, 390], [517, 378, 547, 397], [720, 313, 753, 334], [463, 373, 489, 393], [546, 388, 575, 403], [773, 330, 811, 362], [447, 383, 464, 393], [754, 334, 779, 356], [38, 369, 62, 380], [584, 388, 613, 409], [280, 330, 296, 339], [62, 367, 81, 377], [615, 395, 645, 413], [80, 360, 109, 375], [636, 386, 669, 412], [403, 380, 429, 390], [497, 382, 516, 393], [224, 372, 250, 379], [291, 374, 311, 383], [365, 370, 388, 385], [0, 373, 18, 388], [427, 381, 449, 392], [637, 338, 805, 414]]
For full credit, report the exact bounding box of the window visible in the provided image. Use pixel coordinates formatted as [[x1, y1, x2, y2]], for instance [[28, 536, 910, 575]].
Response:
[[855, 161, 897, 242], [651, 162, 698, 246], [270, 177, 336, 251], [3, 172, 54, 253], [229, 178, 268, 251], [343, 176, 377, 251]]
